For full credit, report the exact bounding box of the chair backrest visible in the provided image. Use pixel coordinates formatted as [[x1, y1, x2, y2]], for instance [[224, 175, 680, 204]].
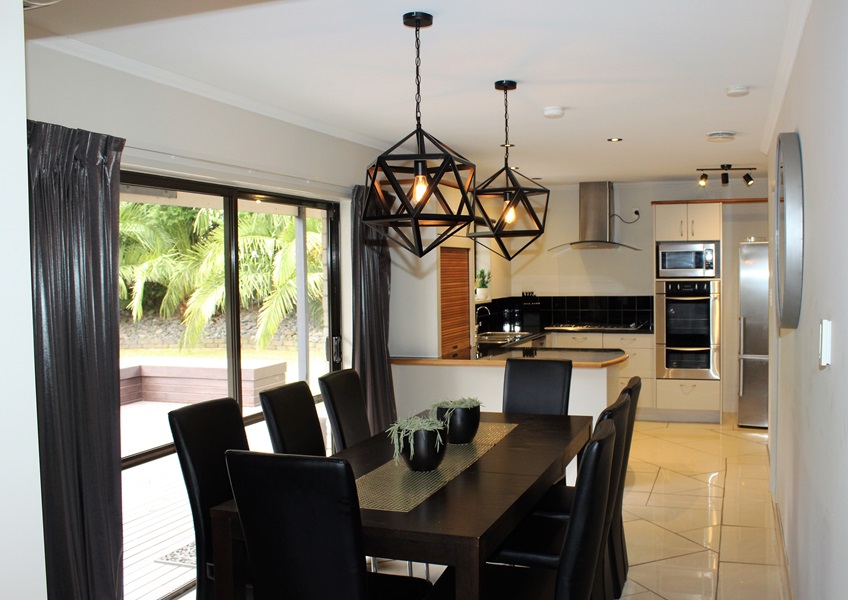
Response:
[[226, 450, 368, 600], [596, 390, 631, 550], [318, 369, 372, 451], [556, 419, 616, 600], [503, 358, 573, 415], [168, 398, 249, 600], [614, 376, 641, 512], [259, 381, 326, 456]]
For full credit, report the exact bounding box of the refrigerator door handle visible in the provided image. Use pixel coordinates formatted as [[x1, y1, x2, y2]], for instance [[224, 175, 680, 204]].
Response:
[[739, 358, 744, 396], [739, 317, 745, 355]]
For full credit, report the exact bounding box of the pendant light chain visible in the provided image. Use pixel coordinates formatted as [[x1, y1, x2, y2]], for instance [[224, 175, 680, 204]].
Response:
[[503, 86, 510, 165], [414, 22, 422, 128]]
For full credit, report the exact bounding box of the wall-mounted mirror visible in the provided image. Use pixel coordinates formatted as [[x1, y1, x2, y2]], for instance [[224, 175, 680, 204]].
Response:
[[774, 132, 804, 329]]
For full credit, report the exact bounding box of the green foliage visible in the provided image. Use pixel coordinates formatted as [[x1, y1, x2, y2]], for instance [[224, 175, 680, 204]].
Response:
[[386, 416, 445, 463], [475, 269, 490, 289], [119, 201, 326, 350]]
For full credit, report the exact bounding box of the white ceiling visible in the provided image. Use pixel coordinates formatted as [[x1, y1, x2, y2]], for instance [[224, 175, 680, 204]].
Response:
[[24, 0, 795, 187]]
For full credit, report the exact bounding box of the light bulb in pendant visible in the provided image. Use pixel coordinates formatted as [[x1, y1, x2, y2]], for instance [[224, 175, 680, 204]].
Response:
[[504, 204, 516, 224], [412, 161, 428, 205]]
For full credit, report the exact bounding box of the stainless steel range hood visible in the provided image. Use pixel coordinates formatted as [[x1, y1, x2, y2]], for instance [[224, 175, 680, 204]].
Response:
[[549, 181, 640, 251]]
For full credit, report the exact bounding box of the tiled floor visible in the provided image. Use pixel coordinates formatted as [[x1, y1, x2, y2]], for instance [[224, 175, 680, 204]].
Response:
[[178, 415, 793, 599], [620, 416, 792, 600]]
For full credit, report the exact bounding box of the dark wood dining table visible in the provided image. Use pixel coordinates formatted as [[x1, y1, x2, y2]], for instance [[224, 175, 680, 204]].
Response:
[[210, 411, 592, 600]]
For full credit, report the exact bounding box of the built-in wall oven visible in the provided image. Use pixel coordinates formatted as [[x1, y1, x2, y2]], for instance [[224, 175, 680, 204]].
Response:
[[655, 280, 720, 380]]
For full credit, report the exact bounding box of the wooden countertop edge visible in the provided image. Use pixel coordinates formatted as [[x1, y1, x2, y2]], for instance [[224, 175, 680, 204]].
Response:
[[391, 353, 628, 369]]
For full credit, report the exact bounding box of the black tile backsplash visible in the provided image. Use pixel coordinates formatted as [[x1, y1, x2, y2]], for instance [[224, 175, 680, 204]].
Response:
[[477, 294, 654, 334]]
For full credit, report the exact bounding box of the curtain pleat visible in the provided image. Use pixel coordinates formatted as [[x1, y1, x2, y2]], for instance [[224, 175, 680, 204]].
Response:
[[28, 120, 125, 599], [351, 185, 397, 433]]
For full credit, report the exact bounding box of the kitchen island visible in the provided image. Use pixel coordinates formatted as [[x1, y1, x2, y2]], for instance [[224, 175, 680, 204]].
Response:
[[390, 347, 627, 421]]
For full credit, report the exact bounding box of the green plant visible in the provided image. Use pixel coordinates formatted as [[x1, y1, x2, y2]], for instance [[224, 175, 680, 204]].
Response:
[[475, 268, 490, 289], [386, 416, 445, 463], [430, 397, 482, 423]]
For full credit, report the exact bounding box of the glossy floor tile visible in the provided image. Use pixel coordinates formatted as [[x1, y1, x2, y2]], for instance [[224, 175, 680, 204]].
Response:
[[622, 415, 792, 600]]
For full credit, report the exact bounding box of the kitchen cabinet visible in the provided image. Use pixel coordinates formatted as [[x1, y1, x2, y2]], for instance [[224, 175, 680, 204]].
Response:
[[439, 247, 472, 359], [656, 379, 721, 411], [548, 332, 605, 348], [603, 333, 655, 409], [654, 203, 721, 241]]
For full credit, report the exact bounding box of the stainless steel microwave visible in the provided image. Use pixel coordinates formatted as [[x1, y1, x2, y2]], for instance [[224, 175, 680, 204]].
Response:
[[656, 241, 719, 278]]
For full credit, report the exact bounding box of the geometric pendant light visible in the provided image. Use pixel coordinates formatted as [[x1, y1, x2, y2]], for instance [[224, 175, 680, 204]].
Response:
[[362, 12, 476, 258], [468, 80, 550, 261]]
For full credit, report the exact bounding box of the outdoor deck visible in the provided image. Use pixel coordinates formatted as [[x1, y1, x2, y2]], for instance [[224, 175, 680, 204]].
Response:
[[121, 400, 332, 600]]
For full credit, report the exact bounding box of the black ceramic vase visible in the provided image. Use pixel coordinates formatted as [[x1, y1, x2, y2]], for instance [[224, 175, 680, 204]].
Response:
[[401, 428, 447, 472], [437, 406, 481, 444]]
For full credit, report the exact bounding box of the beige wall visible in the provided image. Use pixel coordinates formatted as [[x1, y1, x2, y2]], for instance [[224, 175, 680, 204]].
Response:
[[3, 4, 47, 597], [770, 0, 848, 597]]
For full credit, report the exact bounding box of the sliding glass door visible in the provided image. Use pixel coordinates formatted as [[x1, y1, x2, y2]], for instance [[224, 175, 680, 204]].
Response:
[[118, 173, 340, 600]]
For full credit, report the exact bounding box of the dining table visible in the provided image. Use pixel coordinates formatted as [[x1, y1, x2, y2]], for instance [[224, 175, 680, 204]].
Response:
[[210, 411, 592, 600]]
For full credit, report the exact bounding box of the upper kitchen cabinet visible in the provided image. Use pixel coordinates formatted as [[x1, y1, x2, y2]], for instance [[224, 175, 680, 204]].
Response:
[[654, 202, 722, 241]]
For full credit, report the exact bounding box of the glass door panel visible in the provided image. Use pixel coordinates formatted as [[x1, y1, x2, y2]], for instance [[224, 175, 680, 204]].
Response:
[[236, 199, 331, 417]]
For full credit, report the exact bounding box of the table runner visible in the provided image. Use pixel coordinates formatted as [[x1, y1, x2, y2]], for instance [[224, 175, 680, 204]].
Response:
[[356, 422, 517, 512]]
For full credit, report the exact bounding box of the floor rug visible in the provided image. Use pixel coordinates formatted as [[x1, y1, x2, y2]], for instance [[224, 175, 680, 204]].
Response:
[[156, 541, 195, 568]]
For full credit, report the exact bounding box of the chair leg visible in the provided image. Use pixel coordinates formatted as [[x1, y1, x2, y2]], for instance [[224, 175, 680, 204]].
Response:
[[370, 556, 378, 572], [407, 561, 413, 576], [425, 562, 430, 581]]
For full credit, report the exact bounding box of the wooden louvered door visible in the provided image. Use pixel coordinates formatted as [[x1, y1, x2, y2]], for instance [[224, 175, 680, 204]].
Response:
[[439, 247, 471, 359]]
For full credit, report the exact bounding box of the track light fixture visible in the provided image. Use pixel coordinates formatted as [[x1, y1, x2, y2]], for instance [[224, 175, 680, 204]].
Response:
[[695, 164, 756, 188], [468, 80, 550, 261], [362, 12, 476, 257]]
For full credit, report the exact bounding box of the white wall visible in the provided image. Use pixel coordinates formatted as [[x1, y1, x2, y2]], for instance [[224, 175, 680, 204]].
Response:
[[2, 4, 47, 597], [770, 0, 848, 597]]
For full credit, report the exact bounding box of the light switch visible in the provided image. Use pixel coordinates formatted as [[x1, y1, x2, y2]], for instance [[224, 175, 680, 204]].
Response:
[[820, 319, 832, 368]]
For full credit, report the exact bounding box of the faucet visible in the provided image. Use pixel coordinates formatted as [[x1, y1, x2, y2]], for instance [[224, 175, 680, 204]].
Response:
[[475, 305, 491, 336]]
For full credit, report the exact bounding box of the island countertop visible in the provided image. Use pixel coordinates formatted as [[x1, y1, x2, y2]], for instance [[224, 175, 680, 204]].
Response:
[[391, 348, 627, 369]]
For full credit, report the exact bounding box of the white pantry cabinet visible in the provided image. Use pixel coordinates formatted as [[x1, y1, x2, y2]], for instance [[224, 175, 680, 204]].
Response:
[[654, 203, 721, 241]]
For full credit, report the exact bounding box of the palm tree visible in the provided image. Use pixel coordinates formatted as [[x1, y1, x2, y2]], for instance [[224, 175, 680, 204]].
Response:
[[119, 202, 325, 350]]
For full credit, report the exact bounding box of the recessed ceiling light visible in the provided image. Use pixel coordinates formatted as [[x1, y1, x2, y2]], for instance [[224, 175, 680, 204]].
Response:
[[726, 85, 750, 97], [707, 131, 736, 142], [543, 106, 565, 119], [607, 137, 623, 143]]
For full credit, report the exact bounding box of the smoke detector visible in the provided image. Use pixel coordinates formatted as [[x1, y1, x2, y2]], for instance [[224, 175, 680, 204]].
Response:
[[707, 131, 736, 142], [543, 106, 565, 119], [726, 85, 750, 97]]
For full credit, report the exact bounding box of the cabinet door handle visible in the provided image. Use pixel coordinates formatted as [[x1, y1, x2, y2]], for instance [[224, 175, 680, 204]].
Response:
[[691, 219, 695, 238], [679, 220, 684, 238]]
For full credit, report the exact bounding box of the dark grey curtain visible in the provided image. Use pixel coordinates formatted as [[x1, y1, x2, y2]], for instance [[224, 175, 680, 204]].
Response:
[[28, 121, 125, 599], [351, 185, 397, 432]]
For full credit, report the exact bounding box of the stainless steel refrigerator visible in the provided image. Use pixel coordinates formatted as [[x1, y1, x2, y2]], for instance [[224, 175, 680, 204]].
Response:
[[738, 242, 769, 427]]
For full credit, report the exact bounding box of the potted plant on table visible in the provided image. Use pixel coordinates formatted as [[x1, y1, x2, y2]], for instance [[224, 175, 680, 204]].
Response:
[[431, 397, 482, 444], [386, 415, 447, 472], [475, 269, 490, 301]]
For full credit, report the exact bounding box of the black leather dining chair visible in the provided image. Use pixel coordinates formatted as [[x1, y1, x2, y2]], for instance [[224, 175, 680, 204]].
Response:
[[259, 381, 326, 456], [428, 418, 617, 600], [533, 377, 642, 598], [502, 358, 573, 415], [489, 391, 631, 600], [225, 450, 435, 600], [318, 368, 372, 452], [168, 397, 249, 600], [610, 376, 642, 597]]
